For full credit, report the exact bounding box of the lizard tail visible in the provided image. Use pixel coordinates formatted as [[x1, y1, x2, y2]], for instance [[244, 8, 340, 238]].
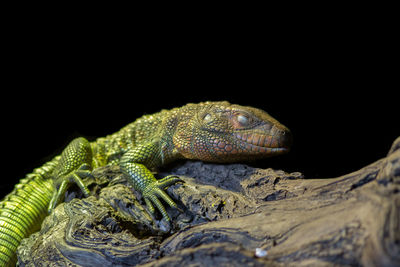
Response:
[[0, 156, 59, 266]]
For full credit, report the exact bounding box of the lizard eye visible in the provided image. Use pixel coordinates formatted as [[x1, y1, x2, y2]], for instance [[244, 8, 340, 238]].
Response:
[[203, 113, 212, 122], [237, 114, 250, 126]]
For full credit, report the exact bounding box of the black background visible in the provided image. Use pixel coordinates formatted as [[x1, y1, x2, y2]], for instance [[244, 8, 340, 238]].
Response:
[[1, 12, 398, 199]]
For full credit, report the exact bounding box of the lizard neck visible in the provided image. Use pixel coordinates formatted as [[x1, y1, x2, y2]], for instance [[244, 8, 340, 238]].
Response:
[[91, 109, 183, 167]]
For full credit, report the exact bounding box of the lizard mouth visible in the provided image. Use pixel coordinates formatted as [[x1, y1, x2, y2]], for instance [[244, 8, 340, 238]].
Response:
[[234, 129, 292, 155]]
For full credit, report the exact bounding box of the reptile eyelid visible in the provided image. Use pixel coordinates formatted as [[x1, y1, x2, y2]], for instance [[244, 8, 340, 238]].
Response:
[[203, 113, 212, 122], [237, 114, 249, 125]]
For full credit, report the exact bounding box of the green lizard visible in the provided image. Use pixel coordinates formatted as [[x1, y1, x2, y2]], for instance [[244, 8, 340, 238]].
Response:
[[0, 101, 292, 266]]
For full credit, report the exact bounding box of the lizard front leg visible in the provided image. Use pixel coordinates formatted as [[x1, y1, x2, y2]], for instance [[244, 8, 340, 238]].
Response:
[[48, 137, 93, 213], [119, 142, 183, 221]]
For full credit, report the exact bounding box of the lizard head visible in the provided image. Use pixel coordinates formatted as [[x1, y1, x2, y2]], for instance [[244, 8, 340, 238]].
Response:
[[173, 101, 292, 162]]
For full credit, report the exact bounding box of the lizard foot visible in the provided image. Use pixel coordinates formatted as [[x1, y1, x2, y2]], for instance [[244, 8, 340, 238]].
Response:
[[142, 175, 184, 221], [48, 163, 93, 214]]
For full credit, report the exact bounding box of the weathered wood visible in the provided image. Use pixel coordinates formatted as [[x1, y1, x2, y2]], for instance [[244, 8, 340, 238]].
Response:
[[17, 137, 400, 266]]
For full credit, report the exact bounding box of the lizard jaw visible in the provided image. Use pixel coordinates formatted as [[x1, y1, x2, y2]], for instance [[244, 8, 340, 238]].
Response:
[[208, 131, 291, 161], [234, 125, 292, 155], [233, 137, 291, 157]]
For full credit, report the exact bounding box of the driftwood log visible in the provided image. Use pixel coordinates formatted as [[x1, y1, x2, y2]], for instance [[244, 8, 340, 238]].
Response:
[[17, 137, 400, 266]]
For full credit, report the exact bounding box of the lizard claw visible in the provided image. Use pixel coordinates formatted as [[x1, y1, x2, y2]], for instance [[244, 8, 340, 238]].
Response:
[[156, 175, 184, 189], [141, 175, 184, 221], [48, 164, 92, 214]]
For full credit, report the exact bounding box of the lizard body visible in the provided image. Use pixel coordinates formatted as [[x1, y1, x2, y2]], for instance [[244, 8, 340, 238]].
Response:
[[0, 101, 292, 266]]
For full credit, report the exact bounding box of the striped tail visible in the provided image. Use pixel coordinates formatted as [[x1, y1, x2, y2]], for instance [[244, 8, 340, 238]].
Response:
[[0, 156, 59, 266]]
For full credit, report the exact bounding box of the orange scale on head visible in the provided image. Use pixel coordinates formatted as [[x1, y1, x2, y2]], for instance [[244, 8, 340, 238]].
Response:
[[216, 150, 224, 156], [225, 144, 232, 152], [218, 141, 226, 149]]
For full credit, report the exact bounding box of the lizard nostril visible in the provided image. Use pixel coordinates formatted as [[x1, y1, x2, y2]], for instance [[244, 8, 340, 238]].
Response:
[[278, 129, 293, 148], [270, 125, 292, 149]]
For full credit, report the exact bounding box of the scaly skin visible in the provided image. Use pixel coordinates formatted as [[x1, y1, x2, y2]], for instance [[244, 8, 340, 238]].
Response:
[[0, 101, 292, 266]]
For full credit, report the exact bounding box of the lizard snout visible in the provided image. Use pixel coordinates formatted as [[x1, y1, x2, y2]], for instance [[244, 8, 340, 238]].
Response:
[[271, 125, 292, 150]]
